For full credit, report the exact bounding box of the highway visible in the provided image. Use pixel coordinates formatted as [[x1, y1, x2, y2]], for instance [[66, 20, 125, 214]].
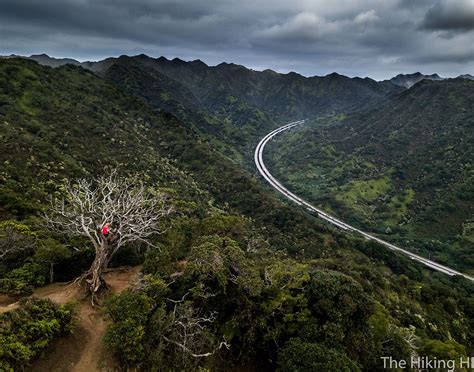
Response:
[[255, 120, 474, 281]]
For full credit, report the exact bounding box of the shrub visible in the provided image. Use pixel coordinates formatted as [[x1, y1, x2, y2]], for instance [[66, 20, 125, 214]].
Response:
[[0, 261, 47, 296], [0, 297, 76, 370], [104, 291, 154, 366], [277, 338, 360, 371]]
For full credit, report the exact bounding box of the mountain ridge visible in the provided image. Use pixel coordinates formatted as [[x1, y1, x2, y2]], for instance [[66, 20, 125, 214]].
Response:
[[91, 54, 403, 156], [3, 53, 472, 84], [19, 52, 399, 165], [1, 53, 395, 85]]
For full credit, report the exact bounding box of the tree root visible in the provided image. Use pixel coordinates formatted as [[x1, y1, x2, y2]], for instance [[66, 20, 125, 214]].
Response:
[[66, 270, 109, 306]]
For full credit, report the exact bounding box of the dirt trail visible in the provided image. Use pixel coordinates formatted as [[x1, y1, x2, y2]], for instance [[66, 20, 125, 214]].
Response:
[[0, 266, 141, 372]]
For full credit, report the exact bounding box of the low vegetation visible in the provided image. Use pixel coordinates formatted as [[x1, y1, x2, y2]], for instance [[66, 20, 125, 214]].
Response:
[[0, 297, 76, 370]]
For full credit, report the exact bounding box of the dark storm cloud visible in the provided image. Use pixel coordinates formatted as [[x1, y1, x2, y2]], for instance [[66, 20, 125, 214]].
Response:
[[0, 0, 234, 45], [0, 0, 473, 79], [421, 0, 474, 31]]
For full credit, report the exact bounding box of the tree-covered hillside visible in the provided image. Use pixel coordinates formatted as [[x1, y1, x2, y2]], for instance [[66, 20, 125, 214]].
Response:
[[100, 57, 267, 164], [0, 58, 473, 371], [97, 55, 401, 160], [0, 58, 333, 256], [0, 60, 205, 219], [17, 54, 402, 164], [267, 79, 474, 273], [120, 55, 400, 120]]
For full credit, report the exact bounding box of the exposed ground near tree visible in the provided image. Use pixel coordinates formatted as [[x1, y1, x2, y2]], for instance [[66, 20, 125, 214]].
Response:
[[0, 266, 141, 371]]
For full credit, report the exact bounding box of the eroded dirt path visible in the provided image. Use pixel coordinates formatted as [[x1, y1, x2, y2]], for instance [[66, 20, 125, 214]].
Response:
[[0, 266, 141, 372]]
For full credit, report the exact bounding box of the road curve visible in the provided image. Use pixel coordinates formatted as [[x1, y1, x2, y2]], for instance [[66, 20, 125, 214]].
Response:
[[255, 120, 474, 282]]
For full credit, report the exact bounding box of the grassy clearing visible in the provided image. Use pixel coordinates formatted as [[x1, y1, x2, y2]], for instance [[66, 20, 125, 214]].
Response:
[[333, 177, 392, 221]]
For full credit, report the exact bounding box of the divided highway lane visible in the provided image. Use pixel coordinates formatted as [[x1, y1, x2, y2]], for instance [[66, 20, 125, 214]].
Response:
[[255, 120, 474, 282]]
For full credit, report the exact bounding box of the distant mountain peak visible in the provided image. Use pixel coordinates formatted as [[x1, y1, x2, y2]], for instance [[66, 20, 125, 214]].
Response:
[[457, 73, 474, 80], [390, 72, 444, 88], [262, 68, 278, 74], [287, 71, 302, 77], [217, 62, 239, 67], [189, 59, 207, 67], [215, 62, 248, 72], [171, 57, 186, 65], [30, 53, 50, 58], [135, 53, 152, 59], [25, 54, 82, 68]]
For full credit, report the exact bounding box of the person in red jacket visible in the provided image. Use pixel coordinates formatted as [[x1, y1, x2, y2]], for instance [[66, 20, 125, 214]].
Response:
[[102, 223, 111, 241]]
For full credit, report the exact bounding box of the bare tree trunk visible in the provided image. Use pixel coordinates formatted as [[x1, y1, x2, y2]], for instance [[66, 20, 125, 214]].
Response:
[[49, 263, 54, 284], [86, 240, 113, 303]]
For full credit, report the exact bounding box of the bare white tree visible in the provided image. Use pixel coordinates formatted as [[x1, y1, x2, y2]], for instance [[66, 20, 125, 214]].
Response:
[[163, 294, 230, 359], [45, 171, 172, 302], [383, 324, 420, 360]]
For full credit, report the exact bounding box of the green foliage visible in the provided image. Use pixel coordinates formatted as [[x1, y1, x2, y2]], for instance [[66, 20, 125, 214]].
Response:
[[142, 246, 174, 278], [106, 213, 474, 370], [277, 338, 360, 372], [0, 297, 76, 370], [34, 239, 71, 265], [420, 339, 467, 361], [104, 291, 155, 365], [0, 220, 36, 265], [0, 220, 36, 237], [259, 260, 311, 339], [0, 221, 76, 294], [34, 238, 71, 283], [0, 261, 47, 296], [186, 235, 247, 292]]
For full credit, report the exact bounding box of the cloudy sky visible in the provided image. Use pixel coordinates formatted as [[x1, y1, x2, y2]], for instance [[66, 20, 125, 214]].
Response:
[[1, 0, 474, 79]]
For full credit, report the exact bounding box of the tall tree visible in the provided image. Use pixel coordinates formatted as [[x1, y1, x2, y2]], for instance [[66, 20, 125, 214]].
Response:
[[45, 172, 172, 302]]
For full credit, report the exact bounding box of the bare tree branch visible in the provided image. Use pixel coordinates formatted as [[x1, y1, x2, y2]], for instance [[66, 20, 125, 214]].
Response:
[[162, 335, 229, 358]]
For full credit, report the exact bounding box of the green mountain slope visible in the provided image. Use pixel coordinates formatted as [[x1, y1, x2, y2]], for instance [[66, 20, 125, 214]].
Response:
[[99, 55, 281, 163], [267, 79, 474, 272], [96, 55, 401, 161], [100, 57, 263, 163], [0, 58, 335, 258], [0, 60, 204, 218], [136, 55, 400, 120], [16, 54, 402, 164]]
